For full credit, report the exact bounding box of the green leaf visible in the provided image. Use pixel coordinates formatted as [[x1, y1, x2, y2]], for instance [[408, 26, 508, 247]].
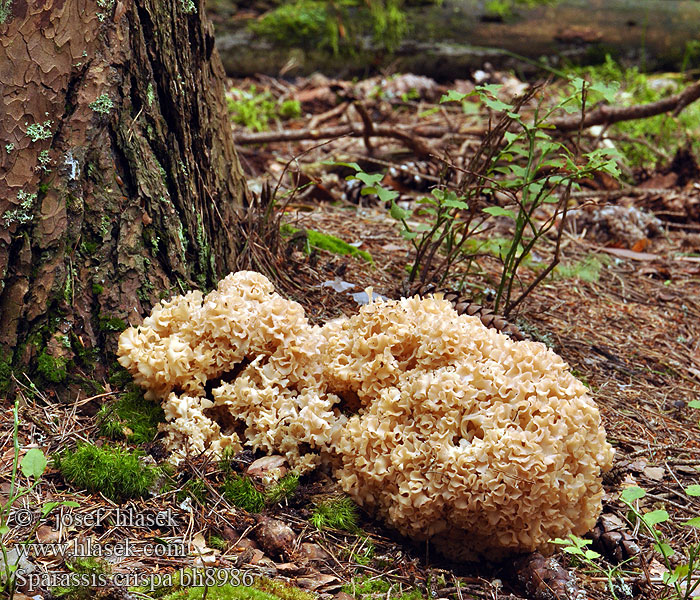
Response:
[[663, 570, 680, 586], [477, 83, 503, 96], [584, 549, 601, 560], [684, 517, 700, 528], [440, 89, 468, 103], [62, 500, 80, 508], [354, 172, 383, 187], [655, 541, 675, 559], [620, 486, 646, 503], [589, 81, 619, 103], [686, 484, 700, 496], [0, 525, 9, 535], [376, 186, 399, 204], [688, 400, 700, 409], [481, 96, 511, 112], [41, 501, 60, 518], [482, 206, 517, 219], [442, 198, 469, 210], [390, 201, 411, 221], [400, 230, 418, 240], [325, 160, 362, 172], [461, 101, 479, 115], [21, 448, 47, 480], [643, 509, 669, 527]]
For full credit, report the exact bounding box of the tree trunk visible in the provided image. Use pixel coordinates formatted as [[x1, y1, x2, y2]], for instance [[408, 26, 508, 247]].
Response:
[[0, 0, 249, 397]]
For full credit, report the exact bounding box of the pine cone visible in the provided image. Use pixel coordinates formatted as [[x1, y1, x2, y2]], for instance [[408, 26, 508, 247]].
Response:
[[340, 177, 413, 207], [411, 283, 525, 340], [509, 551, 583, 600], [589, 514, 641, 567], [387, 160, 453, 192]]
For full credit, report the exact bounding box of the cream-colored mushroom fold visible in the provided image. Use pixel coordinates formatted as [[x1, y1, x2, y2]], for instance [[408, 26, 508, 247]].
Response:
[[117, 271, 341, 472], [117, 272, 613, 559], [320, 295, 613, 560]]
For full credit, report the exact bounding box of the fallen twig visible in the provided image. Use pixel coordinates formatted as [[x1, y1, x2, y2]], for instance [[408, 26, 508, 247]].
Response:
[[551, 79, 700, 132], [234, 123, 441, 158]]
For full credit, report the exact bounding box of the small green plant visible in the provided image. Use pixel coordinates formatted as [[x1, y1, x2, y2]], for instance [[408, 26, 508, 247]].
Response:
[[619, 486, 700, 600], [176, 478, 208, 504], [5, 143, 14, 154], [55, 443, 160, 501], [89, 93, 114, 114], [227, 86, 301, 132], [208, 535, 227, 551], [25, 120, 53, 142], [179, 0, 196, 13], [264, 472, 300, 504], [310, 496, 359, 532], [97, 386, 164, 443], [222, 475, 266, 512], [1, 400, 78, 598], [348, 536, 375, 565], [95, 0, 114, 21], [551, 534, 634, 600], [565, 55, 700, 167], [38, 149, 52, 172], [0, 0, 11, 23], [222, 472, 299, 513], [347, 80, 619, 316]]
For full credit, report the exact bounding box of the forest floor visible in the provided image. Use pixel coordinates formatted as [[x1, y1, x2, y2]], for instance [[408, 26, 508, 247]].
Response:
[[3, 70, 700, 600]]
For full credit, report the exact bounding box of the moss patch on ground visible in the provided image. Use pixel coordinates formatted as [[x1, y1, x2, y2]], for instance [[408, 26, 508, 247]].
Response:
[[97, 385, 164, 444], [55, 443, 161, 501], [282, 224, 373, 263]]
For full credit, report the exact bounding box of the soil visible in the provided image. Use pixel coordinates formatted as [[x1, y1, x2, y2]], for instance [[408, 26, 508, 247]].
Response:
[[3, 69, 700, 600]]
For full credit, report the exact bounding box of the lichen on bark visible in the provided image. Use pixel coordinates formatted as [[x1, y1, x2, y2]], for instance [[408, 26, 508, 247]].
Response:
[[0, 0, 249, 396]]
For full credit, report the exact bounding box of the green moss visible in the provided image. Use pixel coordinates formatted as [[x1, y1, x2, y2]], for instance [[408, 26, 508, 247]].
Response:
[[265, 472, 300, 505], [140, 572, 314, 600], [109, 364, 133, 387], [222, 475, 266, 513], [55, 443, 160, 501], [52, 557, 111, 600], [310, 496, 360, 532], [282, 225, 372, 262], [176, 478, 208, 503], [80, 240, 99, 255], [98, 315, 127, 333], [227, 86, 301, 132], [208, 535, 227, 551], [248, 0, 409, 55], [91, 283, 104, 295], [97, 385, 164, 444], [255, 578, 317, 600], [159, 585, 279, 600], [342, 575, 425, 600], [554, 254, 607, 283], [0, 349, 14, 392], [222, 471, 299, 512], [36, 349, 68, 384]]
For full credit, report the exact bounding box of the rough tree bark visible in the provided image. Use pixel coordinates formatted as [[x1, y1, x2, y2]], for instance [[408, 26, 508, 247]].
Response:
[[0, 0, 249, 397]]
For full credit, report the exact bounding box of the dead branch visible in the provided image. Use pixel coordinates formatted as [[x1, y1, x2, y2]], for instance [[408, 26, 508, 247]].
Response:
[[234, 123, 447, 158], [551, 79, 700, 132]]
